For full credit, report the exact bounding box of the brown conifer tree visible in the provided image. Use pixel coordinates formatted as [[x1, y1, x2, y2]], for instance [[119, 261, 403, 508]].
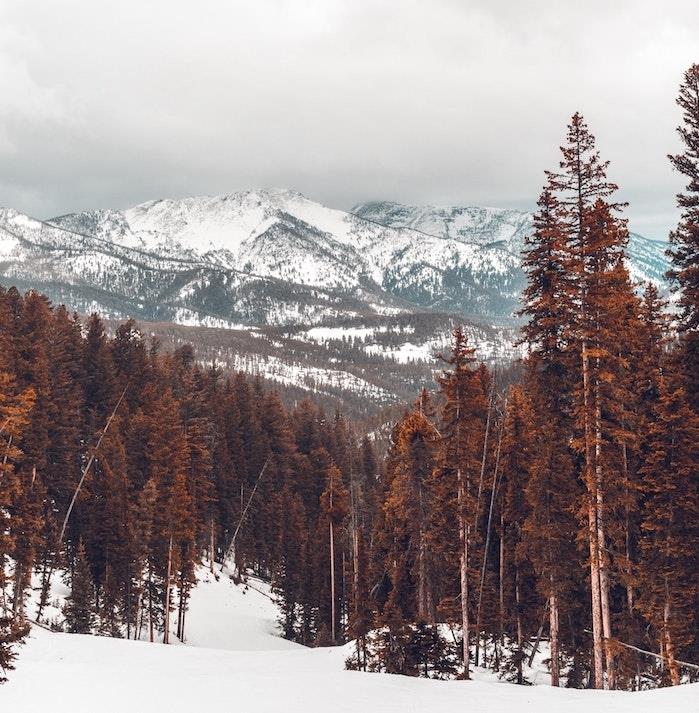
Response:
[[668, 64, 699, 411], [637, 381, 699, 685], [436, 327, 488, 677], [0, 371, 35, 681], [319, 462, 349, 643], [539, 113, 637, 688]]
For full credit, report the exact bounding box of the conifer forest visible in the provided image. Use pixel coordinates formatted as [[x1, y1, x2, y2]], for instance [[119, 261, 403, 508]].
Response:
[[1, 22, 699, 711]]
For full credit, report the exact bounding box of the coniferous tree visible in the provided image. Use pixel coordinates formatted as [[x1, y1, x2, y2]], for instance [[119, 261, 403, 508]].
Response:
[[668, 64, 699, 411], [319, 462, 349, 643], [98, 564, 122, 638], [497, 387, 536, 684], [529, 113, 639, 689], [64, 542, 95, 634], [0, 370, 35, 682], [347, 531, 372, 670], [637, 381, 699, 685], [435, 328, 488, 678]]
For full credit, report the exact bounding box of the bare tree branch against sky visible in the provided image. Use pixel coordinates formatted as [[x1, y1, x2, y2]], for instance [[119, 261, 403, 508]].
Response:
[[1, 0, 697, 237]]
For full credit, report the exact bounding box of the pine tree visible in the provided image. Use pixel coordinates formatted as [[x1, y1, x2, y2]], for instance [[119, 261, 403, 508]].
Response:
[[144, 389, 190, 642], [0, 616, 28, 684], [319, 462, 349, 643], [668, 64, 699, 411], [130, 477, 157, 640], [497, 387, 536, 684], [10, 468, 44, 617], [637, 381, 699, 685], [0, 370, 35, 683], [391, 403, 440, 624], [271, 486, 308, 642], [535, 113, 637, 689], [170, 471, 196, 642], [347, 531, 372, 670], [64, 542, 95, 634], [435, 327, 488, 678], [98, 564, 122, 638]]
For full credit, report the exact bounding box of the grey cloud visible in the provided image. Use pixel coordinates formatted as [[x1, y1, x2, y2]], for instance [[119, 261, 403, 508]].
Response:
[[0, 0, 697, 238]]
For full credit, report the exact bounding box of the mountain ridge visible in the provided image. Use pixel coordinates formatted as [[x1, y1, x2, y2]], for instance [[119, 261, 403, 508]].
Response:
[[0, 187, 670, 349]]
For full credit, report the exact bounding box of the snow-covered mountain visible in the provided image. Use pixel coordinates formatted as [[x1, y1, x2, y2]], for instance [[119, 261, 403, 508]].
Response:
[[0, 189, 670, 331]]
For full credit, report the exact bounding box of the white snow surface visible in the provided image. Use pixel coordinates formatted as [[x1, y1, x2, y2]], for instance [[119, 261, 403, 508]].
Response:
[[176, 568, 303, 651], [5, 562, 698, 712]]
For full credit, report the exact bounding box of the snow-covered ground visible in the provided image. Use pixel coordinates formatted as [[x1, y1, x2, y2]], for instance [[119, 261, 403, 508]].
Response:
[[5, 564, 698, 712]]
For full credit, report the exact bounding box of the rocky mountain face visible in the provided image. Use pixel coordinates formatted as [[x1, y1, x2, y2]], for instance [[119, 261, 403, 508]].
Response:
[[0, 189, 670, 409], [0, 189, 669, 327]]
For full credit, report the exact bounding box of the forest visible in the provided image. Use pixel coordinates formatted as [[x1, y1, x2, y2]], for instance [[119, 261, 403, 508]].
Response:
[[1, 64, 698, 691]]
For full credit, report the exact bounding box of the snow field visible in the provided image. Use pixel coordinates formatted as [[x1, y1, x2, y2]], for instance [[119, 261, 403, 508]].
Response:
[[4, 563, 697, 712]]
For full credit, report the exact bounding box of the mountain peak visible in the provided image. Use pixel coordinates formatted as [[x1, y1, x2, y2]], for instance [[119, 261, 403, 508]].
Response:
[[0, 190, 669, 332]]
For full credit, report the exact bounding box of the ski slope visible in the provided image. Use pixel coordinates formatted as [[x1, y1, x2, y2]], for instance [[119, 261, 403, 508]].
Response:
[[4, 565, 698, 713]]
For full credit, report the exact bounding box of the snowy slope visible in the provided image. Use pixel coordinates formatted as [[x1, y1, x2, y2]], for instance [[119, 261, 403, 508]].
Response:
[[6, 564, 698, 713], [170, 568, 303, 651], [0, 192, 668, 411]]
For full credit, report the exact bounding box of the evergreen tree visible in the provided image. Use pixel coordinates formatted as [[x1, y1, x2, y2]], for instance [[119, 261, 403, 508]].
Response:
[[271, 486, 307, 642], [0, 616, 28, 684], [637, 381, 699, 685], [668, 64, 699, 411], [435, 327, 488, 678], [532, 113, 639, 689], [98, 565, 122, 638], [347, 531, 372, 670], [497, 387, 536, 684], [319, 462, 349, 643], [0, 370, 35, 682], [64, 542, 95, 634]]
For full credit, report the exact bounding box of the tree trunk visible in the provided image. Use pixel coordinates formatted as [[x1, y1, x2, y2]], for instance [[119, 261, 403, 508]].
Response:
[[622, 441, 634, 614], [210, 517, 215, 574], [582, 340, 605, 689], [12, 566, 24, 617], [594, 377, 614, 689], [176, 576, 184, 641], [164, 535, 173, 645], [417, 482, 434, 623], [515, 569, 523, 685], [528, 601, 548, 667], [475, 414, 504, 666], [499, 512, 505, 665], [549, 590, 560, 687], [148, 564, 154, 643], [458, 461, 470, 678], [664, 582, 681, 685], [329, 519, 335, 643], [461, 523, 470, 679], [36, 560, 52, 621], [135, 585, 144, 640]]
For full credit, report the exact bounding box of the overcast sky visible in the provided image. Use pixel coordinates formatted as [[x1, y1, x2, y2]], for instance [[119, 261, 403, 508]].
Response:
[[1, 1, 697, 238]]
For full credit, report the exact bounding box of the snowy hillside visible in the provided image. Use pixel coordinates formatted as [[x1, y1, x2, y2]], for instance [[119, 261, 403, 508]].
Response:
[[135, 312, 519, 419], [6, 564, 697, 713], [0, 191, 668, 410]]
